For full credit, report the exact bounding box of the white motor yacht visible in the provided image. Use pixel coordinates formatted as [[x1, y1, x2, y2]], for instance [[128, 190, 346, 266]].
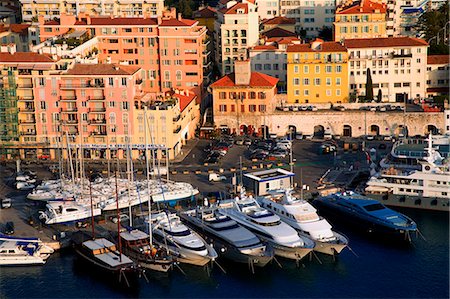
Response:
[[38, 201, 102, 225], [0, 235, 54, 266], [147, 212, 217, 266], [257, 189, 348, 256], [219, 189, 315, 261]]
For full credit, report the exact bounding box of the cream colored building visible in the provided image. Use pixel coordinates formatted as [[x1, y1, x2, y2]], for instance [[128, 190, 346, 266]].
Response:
[[426, 55, 449, 97], [214, 0, 260, 75], [19, 0, 165, 22]]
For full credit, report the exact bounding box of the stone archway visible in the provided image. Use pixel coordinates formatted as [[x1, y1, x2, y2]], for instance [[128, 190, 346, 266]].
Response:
[[314, 125, 324, 138], [288, 125, 297, 137], [425, 124, 438, 135], [343, 125, 352, 137], [370, 125, 380, 136], [260, 125, 270, 138], [395, 125, 408, 137]]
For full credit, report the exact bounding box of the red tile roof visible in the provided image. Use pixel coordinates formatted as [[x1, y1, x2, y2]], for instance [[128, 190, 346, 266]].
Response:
[[6, 24, 31, 35], [65, 64, 140, 76], [210, 72, 279, 88], [193, 6, 217, 18], [160, 18, 197, 27], [262, 16, 296, 25], [173, 92, 197, 112], [287, 41, 347, 52], [90, 17, 157, 26], [44, 20, 60, 25], [427, 55, 449, 65], [0, 52, 54, 63], [267, 36, 300, 44], [343, 37, 428, 48], [220, 3, 249, 15], [262, 27, 297, 39], [337, 0, 386, 14], [252, 45, 278, 50]]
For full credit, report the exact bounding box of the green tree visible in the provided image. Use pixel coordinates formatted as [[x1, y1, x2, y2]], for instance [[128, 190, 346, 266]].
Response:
[[417, 2, 449, 54], [365, 68, 373, 102], [318, 26, 333, 41]]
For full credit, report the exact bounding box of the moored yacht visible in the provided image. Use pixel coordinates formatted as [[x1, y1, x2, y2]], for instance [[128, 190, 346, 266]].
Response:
[[38, 201, 102, 225], [181, 205, 273, 268], [313, 192, 417, 240], [146, 212, 217, 266], [257, 189, 348, 256], [219, 189, 315, 261], [0, 235, 54, 266]]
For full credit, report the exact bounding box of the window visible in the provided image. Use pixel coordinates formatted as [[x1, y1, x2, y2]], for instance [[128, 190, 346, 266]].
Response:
[[314, 78, 321, 85], [108, 78, 114, 86], [249, 105, 256, 112], [176, 70, 182, 81], [326, 78, 331, 86], [219, 92, 227, 99], [315, 65, 320, 73], [326, 65, 332, 73], [294, 65, 299, 73], [121, 78, 127, 86], [326, 90, 331, 96], [336, 66, 342, 73], [336, 89, 341, 96], [336, 78, 341, 85], [304, 89, 309, 96], [303, 78, 310, 85], [304, 66, 309, 73], [259, 105, 266, 112], [219, 104, 227, 112], [293, 78, 300, 85]]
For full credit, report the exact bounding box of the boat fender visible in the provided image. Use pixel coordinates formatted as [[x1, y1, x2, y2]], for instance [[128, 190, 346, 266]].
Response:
[[151, 247, 158, 257]]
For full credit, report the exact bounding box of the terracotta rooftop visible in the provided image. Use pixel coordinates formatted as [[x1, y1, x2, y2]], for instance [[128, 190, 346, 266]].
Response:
[[210, 72, 279, 88], [262, 27, 297, 39], [172, 91, 197, 112], [267, 36, 300, 44], [287, 41, 347, 52], [193, 6, 217, 18], [262, 16, 296, 25], [44, 20, 60, 25], [343, 37, 428, 48], [90, 17, 157, 26], [219, 3, 249, 15], [337, 0, 387, 14], [427, 55, 449, 65], [0, 52, 54, 63], [252, 45, 278, 50], [160, 18, 197, 27], [0, 24, 30, 35], [65, 64, 140, 76]]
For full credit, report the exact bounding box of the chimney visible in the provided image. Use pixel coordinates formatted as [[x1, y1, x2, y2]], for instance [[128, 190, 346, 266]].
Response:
[[8, 45, 16, 55], [234, 59, 251, 86], [178, 13, 182, 20]]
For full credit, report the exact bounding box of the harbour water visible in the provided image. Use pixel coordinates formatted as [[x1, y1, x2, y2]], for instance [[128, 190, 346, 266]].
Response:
[[1, 208, 448, 298]]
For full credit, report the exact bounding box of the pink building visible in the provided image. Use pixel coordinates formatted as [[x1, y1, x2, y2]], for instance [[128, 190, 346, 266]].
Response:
[[37, 12, 208, 98]]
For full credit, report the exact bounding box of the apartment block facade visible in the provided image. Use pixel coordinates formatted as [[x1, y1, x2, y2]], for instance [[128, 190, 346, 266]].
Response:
[[214, 1, 260, 75], [0, 52, 199, 160], [426, 55, 449, 97], [279, 0, 336, 38], [210, 60, 278, 136], [333, 0, 387, 41], [343, 37, 428, 102], [287, 39, 349, 104], [37, 13, 208, 97], [20, 0, 165, 22]]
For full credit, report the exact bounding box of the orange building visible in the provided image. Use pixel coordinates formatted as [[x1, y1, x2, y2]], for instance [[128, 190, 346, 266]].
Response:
[[210, 60, 278, 136]]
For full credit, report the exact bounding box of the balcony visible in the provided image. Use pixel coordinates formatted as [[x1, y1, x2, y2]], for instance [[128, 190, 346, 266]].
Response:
[[392, 53, 413, 58], [18, 96, 34, 101], [19, 119, 35, 124], [88, 96, 106, 101], [89, 119, 106, 124], [60, 107, 78, 112], [20, 131, 36, 136], [65, 119, 78, 124], [17, 84, 33, 89], [89, 107, 106, 113], [173, 125, 181, 133], [18, 107, 35, 112], [90, 131, 107, 136], [173, 114, 181, 122], [60, 96, 77, 101], [135, 79, 143, 85], [60, 82, 105, 89]]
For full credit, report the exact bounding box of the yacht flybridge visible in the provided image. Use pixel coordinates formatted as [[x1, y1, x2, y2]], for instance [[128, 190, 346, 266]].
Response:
[[257, 189, 348, 256], [0, 235, 54, 266], [219, 189, 315, 261], [39, 201, 102, 225]]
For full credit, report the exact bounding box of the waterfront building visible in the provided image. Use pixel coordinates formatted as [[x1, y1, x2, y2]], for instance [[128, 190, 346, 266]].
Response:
[[19, 0, 165, 22], [343, 37, 428, 102], [0, 24, 31, 52], [286, 39, 349, 104], [425, 55, 449, 98], [214, 0, 260, 75], [0, 52, 200, 160], [261, 16, 296, 33], [445, 110, 450, 134], [210, 59, 278, 135], [36, 12, 209, 97], [249, 37, 301, 89], [279, 0, 336, 38], [254, 0, 280, 20], [333, 0, 387, 41]]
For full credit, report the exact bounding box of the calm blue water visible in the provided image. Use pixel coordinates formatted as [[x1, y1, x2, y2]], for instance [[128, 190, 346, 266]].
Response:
[[1, 208, 448, 298]]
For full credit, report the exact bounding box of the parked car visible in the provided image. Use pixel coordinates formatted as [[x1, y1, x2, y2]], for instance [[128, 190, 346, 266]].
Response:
[[4, 221, 14, 235], [332, 134, 341, 140], [209, 173, 226, 182], [250, 152, 267, 160], [304, 134, 313, 140], [270, 150, 288, 158], [333, 105, 345, 111], [369, 106, 377, 112], [243, 139, 252, 146], [235, 139, 244, 145], [211, 148, 227, 156], [110, 214, 130, 224], [276, 140, 292, 149], [382, 135, 392, 141], [307, 105, 318, 111], [377, 106, 387, 112], [204, 152, 221, 164], [1, 198, 12, 209], [365, 135, 375, 140]]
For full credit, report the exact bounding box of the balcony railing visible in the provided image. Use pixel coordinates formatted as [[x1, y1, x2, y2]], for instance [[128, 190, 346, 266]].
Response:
[[173, 114, 181, 122], [19, 119, 35, 124], [89, 107, 106, 113], [18, 107, 35, 112], [60, 107, 78, 112], [89, 119, 106, 124], [60, 96, 77, 101], [65, 119, 78, 124], [88, 96, 106, 101], [90, 131, 107, 136], [17, 84, 33, 89], [392, 53, 413, 58], [173, 125, 181, 133], [60, 83, 105, 89], [18, 96, 34, 101], [135, 79, 143, 85], [20, 131, 36, 135]]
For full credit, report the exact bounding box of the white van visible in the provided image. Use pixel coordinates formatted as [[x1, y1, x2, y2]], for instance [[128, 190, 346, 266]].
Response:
[[1, 198, 12, 209]]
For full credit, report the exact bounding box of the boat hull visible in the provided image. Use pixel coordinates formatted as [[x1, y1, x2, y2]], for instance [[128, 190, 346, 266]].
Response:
[[0, 256, 46, 266], [121, 247, 173, 273], [365, 193, 450, 212]]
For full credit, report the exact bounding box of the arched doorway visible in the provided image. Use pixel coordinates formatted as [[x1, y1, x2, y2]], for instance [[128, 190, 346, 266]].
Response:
[[395, 125, 408, 137], [239, 124, 248, 136], [247, 125, 255, 136], [370, 125, 380, 136], [259, 125, 269, 139], [343, 125, 352, 137], [314, 125, 324, 138], [288, 125, 297, 138], [425, 125, 438, 135]]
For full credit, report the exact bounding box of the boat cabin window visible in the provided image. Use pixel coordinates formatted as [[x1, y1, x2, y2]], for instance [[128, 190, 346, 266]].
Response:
[[250, 218, 281, 226], [9, 250, 15, 253], [163, 229, 191, 237], [363, 203, 385, 212], [66, 208, 78, 212], [0, 250, 6, 253]]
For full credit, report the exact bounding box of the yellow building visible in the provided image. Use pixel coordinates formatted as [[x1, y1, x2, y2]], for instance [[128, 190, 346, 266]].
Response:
[[287, 39, 349, 104], [193, 6, 216, 34], [333, 0, 387, 41]]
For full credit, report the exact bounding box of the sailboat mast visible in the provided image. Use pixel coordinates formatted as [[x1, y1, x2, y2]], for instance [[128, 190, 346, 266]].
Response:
[[65, 130, 75, 185], [89, 170, 95, 239], [126, 113, 133, 228], [144, 106, 153, 247], [115, 137, 122, 262]]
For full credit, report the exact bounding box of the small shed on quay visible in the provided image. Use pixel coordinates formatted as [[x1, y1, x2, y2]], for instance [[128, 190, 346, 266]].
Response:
[[243, 168, 294, 196]]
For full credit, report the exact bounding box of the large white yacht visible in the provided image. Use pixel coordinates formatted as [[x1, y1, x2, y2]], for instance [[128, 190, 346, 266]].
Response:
[[257, 189, 348, 256], [181, 205, 274, 268], [219, 189, 315, 261], [38, 201, 102, 225], [365, 135, 450, 211], [146, 212, 218, 266], [0, 235, 54, 266]]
